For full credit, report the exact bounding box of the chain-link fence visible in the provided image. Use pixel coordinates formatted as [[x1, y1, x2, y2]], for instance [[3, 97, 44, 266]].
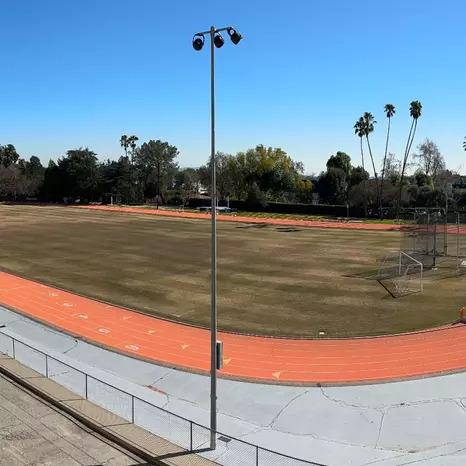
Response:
[[0, 332, 324, 466], [401, 209, 466, 272]]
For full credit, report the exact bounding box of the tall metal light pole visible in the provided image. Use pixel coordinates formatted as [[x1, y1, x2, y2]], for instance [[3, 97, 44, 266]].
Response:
[[192, 26, 242, 450]]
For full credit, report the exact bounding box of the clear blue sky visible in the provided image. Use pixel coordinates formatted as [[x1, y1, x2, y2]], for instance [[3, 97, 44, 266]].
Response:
[[1, 0, 465, 174]]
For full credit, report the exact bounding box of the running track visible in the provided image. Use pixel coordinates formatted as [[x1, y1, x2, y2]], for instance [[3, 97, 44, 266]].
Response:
[[72, 205, 466, 234], [1, 271, 466, 385], [74, 205, 413, 231]]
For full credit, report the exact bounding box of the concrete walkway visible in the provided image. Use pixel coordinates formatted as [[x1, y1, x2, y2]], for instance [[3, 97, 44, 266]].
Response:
[[0, 371, 140, 466], [1, 306, 466, 465]]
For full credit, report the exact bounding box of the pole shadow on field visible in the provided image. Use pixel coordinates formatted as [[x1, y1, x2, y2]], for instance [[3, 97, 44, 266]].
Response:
[[235, 223, 268, 229], [275, 226, 301, 232]]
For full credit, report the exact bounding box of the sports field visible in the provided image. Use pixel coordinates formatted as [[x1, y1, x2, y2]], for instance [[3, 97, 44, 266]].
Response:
[[0, 205, 462, 337]]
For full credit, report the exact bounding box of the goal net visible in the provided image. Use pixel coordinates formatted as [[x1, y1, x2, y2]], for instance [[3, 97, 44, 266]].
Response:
[[378, 251, 423, 296]]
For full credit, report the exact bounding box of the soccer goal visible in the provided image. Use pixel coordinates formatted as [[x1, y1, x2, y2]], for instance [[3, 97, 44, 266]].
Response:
[[397, 252, 424, 294], [378, 251, 423, 295]]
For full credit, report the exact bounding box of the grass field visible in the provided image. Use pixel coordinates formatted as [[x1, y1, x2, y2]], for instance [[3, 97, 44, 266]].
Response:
[[0, 205, 463, 337]]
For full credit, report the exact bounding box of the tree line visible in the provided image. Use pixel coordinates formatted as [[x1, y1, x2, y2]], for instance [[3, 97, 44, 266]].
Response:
[[1, 114, 465, 216], [0, 139, 312, 208]]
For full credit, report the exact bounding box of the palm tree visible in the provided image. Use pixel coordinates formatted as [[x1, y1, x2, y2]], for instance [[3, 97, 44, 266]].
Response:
[[463, 137, 466, 151], [398, 101, 422, 215], [127, 135, 139, 165], [361, 112, 380, 214], [380, 104, 395, 217], [354, 117, 367, 215], [363, 112, 378, 182], [120, 135, 129, 159]]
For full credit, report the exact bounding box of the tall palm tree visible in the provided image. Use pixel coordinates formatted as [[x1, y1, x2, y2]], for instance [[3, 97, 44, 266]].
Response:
[[127, 135, 139, 165], [463, 137, 466, 151], [380, 104, 396, 217], [399, 101, 422, 215], [354, 117, 367, 215], [363, 112, 378, 182], [120, 135, 129, 159], [362, 112, 380, 213]]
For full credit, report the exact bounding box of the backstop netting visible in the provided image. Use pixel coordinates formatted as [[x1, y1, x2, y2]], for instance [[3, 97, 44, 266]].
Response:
[[401, 210, 466, 272]]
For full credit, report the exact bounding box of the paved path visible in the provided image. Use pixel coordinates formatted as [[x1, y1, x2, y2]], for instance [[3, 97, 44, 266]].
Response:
[[0, 372, 139, 466], [0, 271, 466, 385]]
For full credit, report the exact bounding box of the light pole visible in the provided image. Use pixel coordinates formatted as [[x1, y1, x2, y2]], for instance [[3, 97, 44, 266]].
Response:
[[192, 25, 242, 450]]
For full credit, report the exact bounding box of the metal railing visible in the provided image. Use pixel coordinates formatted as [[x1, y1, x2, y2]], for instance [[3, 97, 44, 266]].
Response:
[[0, 331, 324, 466]]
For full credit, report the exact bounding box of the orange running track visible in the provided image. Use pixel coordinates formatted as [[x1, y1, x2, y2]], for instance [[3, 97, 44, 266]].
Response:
[[73, 205, 466, 234], [1, 271, 466, 385], [73, 205, 413, 231]]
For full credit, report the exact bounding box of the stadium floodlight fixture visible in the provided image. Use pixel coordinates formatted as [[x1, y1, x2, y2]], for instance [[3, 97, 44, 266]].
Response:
[[227, 28, 242, 45], [192, 34, 205, 51]]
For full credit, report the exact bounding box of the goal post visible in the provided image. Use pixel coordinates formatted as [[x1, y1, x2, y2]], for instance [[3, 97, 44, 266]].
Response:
[[398, 251, 423, 293]]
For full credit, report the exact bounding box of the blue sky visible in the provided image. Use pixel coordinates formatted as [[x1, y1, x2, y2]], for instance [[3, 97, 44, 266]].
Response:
[[1, 0, 465, 174]]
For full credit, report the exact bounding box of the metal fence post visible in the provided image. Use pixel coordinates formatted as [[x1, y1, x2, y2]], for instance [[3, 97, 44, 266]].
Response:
[[131, 396, 135, 424], [256, 446, 259, 466], [12, 339, 15, 359], [45, 355, 48, 378], [190, 422, 193, 451], [85, 374, 88, 400]]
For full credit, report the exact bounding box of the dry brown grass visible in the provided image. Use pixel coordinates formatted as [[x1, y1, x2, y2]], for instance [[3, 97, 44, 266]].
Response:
[[0, 205, 462, 337]]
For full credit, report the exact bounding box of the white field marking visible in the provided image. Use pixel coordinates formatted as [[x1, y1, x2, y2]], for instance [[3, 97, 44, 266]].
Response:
[[122, 316, 132, 321], [63, 303, 73, 307], [125, 345, 139, 351], [223, 358, 232, 366], [77, 314, 88, 319], [181, 344, 190, 350], [49, 293, 59, 297], [148, 330, 156, 335], [99, 328, 111, 334], [272, 372, 281, 379]]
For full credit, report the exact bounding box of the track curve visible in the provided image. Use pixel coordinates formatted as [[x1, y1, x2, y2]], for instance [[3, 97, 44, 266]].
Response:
[[1, 271, 466, 385]]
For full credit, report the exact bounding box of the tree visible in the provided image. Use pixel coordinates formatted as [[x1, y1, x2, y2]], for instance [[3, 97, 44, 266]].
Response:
[[414, 171, 435, 191], [294, 178, 313, 204], [199, 152, 234, 200], [326, 152, 352, 179], [361, 112, 380, 213], [399, 101, 422, 212], [381, 153, 402, 186], [463, 137, 466, 151], [127, 135, 139, 165], [99, 156, 141, 204], [354, 118, 368, 212], [57, 148, 100, 201], [412, 139, 445, 180], [0, 144, 20, 167], [175, 168, 201, 204], [380, 104, 395, 216], [134, 140, 179, 207], [350, 166, 369, 187], [362, 112, 378, 181], [318, 167, 347, 204], [21, 156, 45, 197], [0, 165, 29, 199], [120, 135, 129, 159]]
